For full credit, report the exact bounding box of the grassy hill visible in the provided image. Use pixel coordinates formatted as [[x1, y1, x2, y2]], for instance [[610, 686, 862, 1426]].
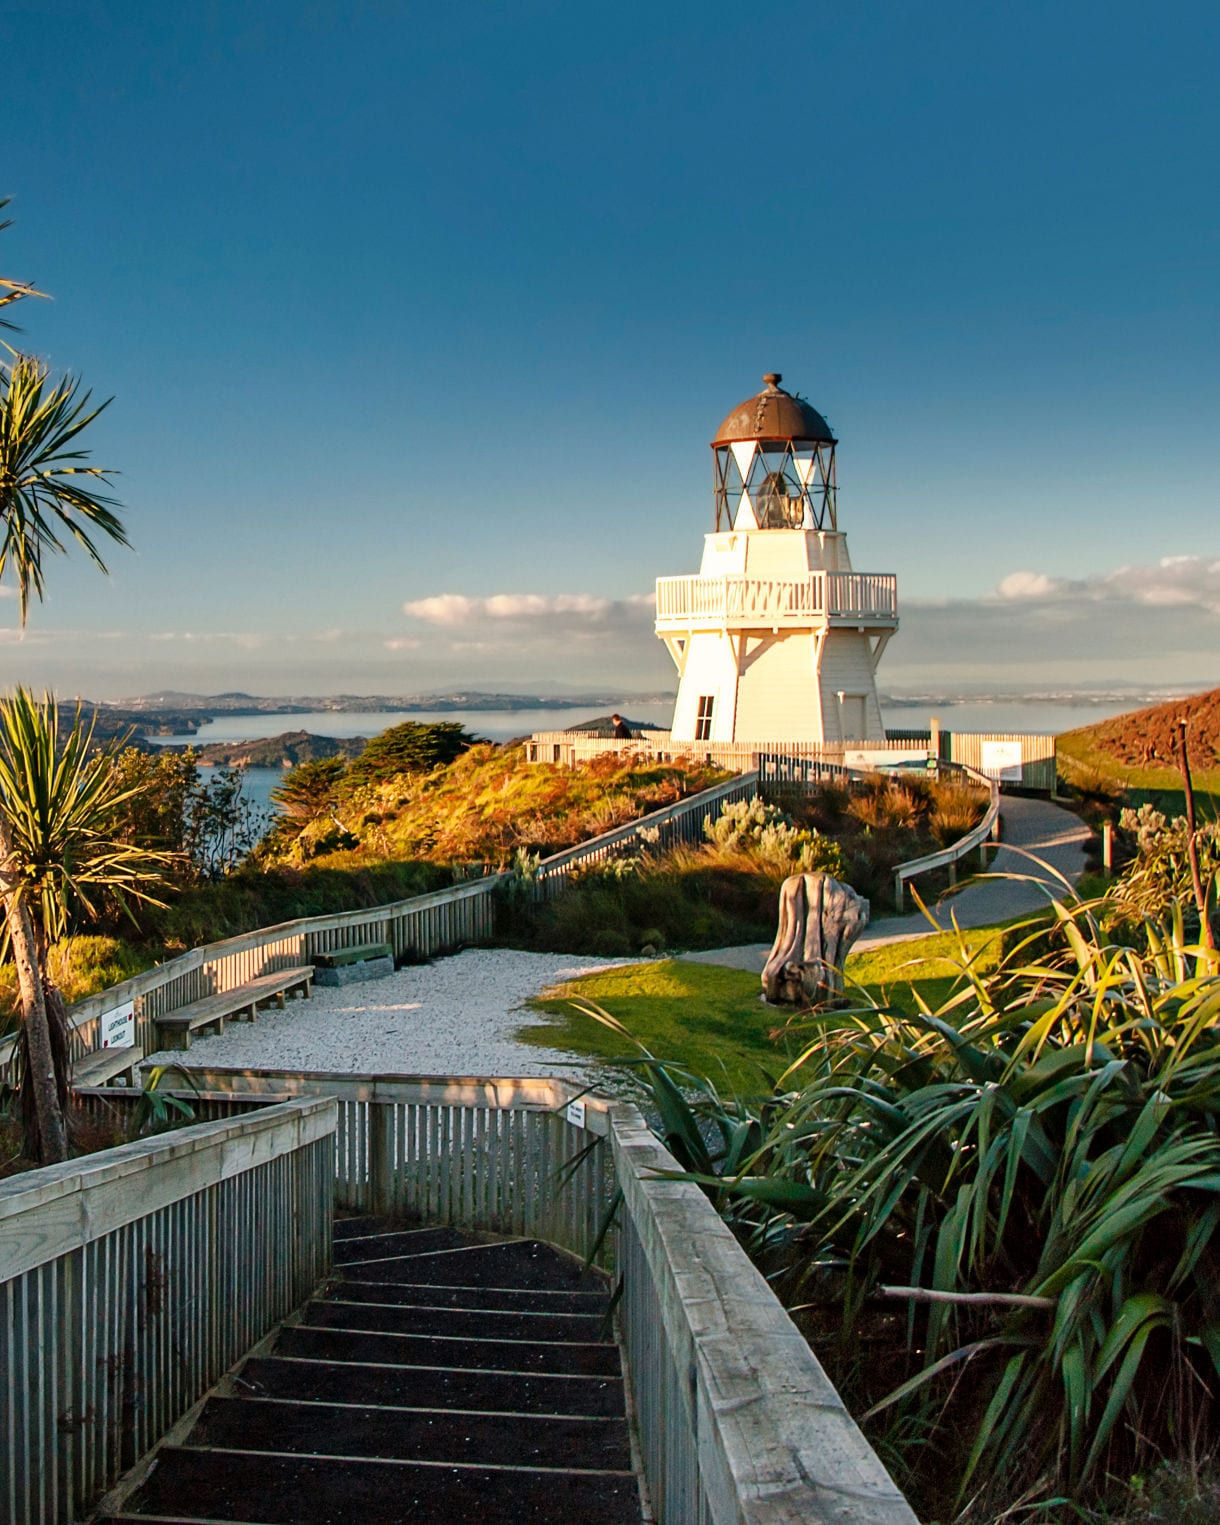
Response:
[[1058, 685, 1220, 809]]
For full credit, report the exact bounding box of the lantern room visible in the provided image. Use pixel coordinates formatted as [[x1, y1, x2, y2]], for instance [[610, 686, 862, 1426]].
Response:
[[712, 373, 838, 532]]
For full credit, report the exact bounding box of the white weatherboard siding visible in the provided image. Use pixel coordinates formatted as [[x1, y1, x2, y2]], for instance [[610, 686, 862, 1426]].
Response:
[[659, 524, 895, 745]]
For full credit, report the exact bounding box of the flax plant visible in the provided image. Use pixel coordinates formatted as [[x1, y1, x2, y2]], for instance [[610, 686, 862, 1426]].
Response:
[[614, 892, 1220, 1516]]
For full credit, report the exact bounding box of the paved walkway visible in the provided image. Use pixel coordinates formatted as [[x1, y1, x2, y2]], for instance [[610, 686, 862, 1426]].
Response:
[[680, 794, 1092, 974]]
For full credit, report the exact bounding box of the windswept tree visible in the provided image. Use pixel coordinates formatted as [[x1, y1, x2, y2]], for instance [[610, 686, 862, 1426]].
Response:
[[0, 200, 132, 1163], [0, 692, 173, 1145]]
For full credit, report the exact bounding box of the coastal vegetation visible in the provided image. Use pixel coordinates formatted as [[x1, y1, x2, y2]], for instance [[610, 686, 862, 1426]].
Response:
[[563, 895, 1220, 1522], [0, 204, 136, 1163]]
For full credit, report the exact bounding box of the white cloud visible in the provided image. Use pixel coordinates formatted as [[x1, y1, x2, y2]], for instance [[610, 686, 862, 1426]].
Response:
[[990, 556, 1220, 614], [403, 591, 654, 626]]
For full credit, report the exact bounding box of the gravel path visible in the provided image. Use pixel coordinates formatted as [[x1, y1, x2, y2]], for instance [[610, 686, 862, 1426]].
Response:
[[144, 950, 624, 1080], [680, 794, 1092, 974]]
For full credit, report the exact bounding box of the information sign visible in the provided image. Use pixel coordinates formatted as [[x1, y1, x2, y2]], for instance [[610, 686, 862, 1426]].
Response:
[[565, 1099, 587, 1129], [979, 741, 1023, 783], [100, 1001, 136, 1050]]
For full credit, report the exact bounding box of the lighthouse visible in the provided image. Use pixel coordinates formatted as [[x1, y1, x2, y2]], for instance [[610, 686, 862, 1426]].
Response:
[[655, 374, 898, 746]]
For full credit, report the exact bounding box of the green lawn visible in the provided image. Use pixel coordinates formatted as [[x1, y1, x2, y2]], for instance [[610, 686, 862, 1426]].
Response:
[[518, 924, 1013, 1092]]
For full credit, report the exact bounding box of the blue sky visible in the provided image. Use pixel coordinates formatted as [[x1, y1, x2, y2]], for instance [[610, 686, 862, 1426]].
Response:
[[2, 0, 1218, 697]]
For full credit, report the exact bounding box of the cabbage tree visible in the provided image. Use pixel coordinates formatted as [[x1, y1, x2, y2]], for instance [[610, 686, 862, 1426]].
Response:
[[0, 692, 173, 1149], [1, 203, 132, 1162]]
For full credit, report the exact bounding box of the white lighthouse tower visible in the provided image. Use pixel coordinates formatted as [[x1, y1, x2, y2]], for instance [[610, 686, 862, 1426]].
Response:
[[656, 374, 898, 746]]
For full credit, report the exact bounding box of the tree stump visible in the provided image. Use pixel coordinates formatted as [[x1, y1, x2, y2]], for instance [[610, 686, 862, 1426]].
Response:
[[762, 873, 870, 1008]]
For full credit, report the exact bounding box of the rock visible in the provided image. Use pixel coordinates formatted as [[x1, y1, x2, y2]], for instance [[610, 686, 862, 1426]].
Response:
[[762, 873, 870, 1007]]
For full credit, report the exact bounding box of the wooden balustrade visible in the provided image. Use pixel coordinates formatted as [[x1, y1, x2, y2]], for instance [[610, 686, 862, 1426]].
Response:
[[0, 1097, 335, 1525]]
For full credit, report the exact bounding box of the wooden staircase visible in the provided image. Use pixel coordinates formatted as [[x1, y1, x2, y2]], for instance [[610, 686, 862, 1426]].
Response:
[[98, 1218, 643, 1524]]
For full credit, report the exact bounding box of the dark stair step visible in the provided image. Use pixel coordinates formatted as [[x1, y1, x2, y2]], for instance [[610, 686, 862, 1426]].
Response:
[[125, 1446, 643, 1523], [330, 1276, 609, 1316], [240, 1356, 626, 1416], [193, 1394, 632, 1470], [334, 1226, 503, 1265], [334, 1213, 418, 1241], [303, 1297, 609, 1343], [336, 1239, 606, 1291], [274, 1324, 622, 1376]]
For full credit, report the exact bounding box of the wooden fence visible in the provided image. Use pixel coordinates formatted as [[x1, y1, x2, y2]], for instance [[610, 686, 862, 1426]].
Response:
[[0, 878, 503, 1079], [165, 1067, 917, 1525], [530, 770, 759, 898], [529, 726, 1062, 791], [893, 763, 1002, 909], [948, 732, 1058, 791], [0, 1096, 335, 1525]]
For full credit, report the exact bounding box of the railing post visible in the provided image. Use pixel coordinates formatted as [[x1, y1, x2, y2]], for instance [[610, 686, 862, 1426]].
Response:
[[370, 1102, 393, 1215]]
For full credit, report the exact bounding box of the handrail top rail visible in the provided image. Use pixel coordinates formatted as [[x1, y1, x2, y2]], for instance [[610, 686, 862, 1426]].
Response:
[[163, 1066, 624, 1135], [893, 761, 1001, 887], [534, 770, 757, 875], [0, 1095, 337, 1283]]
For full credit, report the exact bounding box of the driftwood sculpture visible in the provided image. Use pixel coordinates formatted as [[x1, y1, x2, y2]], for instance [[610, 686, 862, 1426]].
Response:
[[762, 872, 870, 1007]]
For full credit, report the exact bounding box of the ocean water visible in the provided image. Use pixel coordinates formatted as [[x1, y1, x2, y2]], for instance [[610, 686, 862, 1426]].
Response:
[[150, 694, 1160, 825]]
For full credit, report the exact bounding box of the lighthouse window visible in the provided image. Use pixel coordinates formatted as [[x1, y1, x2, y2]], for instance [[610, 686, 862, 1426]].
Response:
[[695, 695, 715, 741]]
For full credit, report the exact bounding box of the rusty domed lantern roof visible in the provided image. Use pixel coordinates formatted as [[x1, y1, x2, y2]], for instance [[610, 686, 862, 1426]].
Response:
[[711, 373, 836, 447]]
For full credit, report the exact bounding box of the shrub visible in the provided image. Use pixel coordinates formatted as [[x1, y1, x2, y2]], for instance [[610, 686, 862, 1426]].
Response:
[[704, 797, 844, 876], [1112, 803, 1220, 927], [620, 891, 1220, 1519]]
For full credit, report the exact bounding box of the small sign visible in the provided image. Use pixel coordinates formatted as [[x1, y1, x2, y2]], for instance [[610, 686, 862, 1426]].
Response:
[[565, 1099, 587, 1129], [845, 748, 931, 772], [100, 1001, 135, 1050], [980, 741, 1023, 783]]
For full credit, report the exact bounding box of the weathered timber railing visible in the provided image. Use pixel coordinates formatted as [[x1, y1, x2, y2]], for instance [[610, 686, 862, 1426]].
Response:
[[176, 1067, 917, 1523], [0, 877, 502, 1077], [0, 1096, 336, 1525], [893, 761, 1001, 909], [654, 571, 899, 628], [531, 769, 760, 899]]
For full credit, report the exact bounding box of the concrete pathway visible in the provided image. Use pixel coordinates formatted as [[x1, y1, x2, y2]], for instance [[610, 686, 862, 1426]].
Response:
[[680, 794, 1092, 974]]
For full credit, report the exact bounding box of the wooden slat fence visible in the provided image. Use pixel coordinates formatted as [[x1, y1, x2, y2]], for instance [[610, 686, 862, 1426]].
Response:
[[893, 762, 1002, 909], [0, 877, 503, 1079], [531, 770, 760, 899], [530, 727, 1062, 793], [948, 731, 1058, 791], [0, 1096, 335, 1525], [175, 1066, 916, 1523]]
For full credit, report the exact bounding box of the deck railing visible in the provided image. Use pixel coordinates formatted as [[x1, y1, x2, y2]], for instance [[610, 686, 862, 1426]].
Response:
[[893, 761, 1002, 909], [175, 1067, 916, 1523], [0, 1096, 335, 1525], [655, 571, 898, 627], [0, 877, 502, 1077], [531, 769, 760, 898]]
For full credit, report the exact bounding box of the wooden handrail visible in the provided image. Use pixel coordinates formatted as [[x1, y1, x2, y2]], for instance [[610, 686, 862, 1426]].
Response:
[[893, 761, 1001, 909]]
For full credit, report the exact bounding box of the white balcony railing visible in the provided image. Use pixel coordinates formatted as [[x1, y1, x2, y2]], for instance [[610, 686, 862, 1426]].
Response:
[[655, 571, 898, 628]]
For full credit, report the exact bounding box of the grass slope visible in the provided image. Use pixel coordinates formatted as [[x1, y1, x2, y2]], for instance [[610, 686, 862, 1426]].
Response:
[[1059, 686, 1220, 808], [519, 925, 1010, 1091]]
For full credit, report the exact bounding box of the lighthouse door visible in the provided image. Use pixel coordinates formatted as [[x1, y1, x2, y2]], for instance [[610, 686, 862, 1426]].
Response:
[[839, 695, 867, 741]]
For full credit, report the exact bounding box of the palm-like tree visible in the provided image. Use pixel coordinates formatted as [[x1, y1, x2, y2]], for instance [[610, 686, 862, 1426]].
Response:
[[1, 200, 131, 1163], [0, 692, 173, 1146]]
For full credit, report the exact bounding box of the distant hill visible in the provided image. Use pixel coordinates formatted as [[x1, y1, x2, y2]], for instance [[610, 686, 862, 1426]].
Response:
[[1059, 687, 1220, 800], [162, 731, 368, 768], [1067, 688, 1220, 771]]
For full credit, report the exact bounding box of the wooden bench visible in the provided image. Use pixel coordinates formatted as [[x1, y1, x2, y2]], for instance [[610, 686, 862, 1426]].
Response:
[[313, 940, 395, 986], [313, 940, 392, 969], [72, 1044, 145, 1088], [154, 965, 315, 1052]]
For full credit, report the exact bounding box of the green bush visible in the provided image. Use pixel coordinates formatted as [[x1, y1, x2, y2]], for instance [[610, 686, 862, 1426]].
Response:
[[616, 892, 1220, 1519]]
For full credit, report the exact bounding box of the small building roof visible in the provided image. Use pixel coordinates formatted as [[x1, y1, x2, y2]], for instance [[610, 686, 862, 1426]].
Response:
[[711, 373, 836, 447]]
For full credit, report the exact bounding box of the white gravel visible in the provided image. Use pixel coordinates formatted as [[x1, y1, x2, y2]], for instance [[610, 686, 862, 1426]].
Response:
[[143, 949, 627, 1080]]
